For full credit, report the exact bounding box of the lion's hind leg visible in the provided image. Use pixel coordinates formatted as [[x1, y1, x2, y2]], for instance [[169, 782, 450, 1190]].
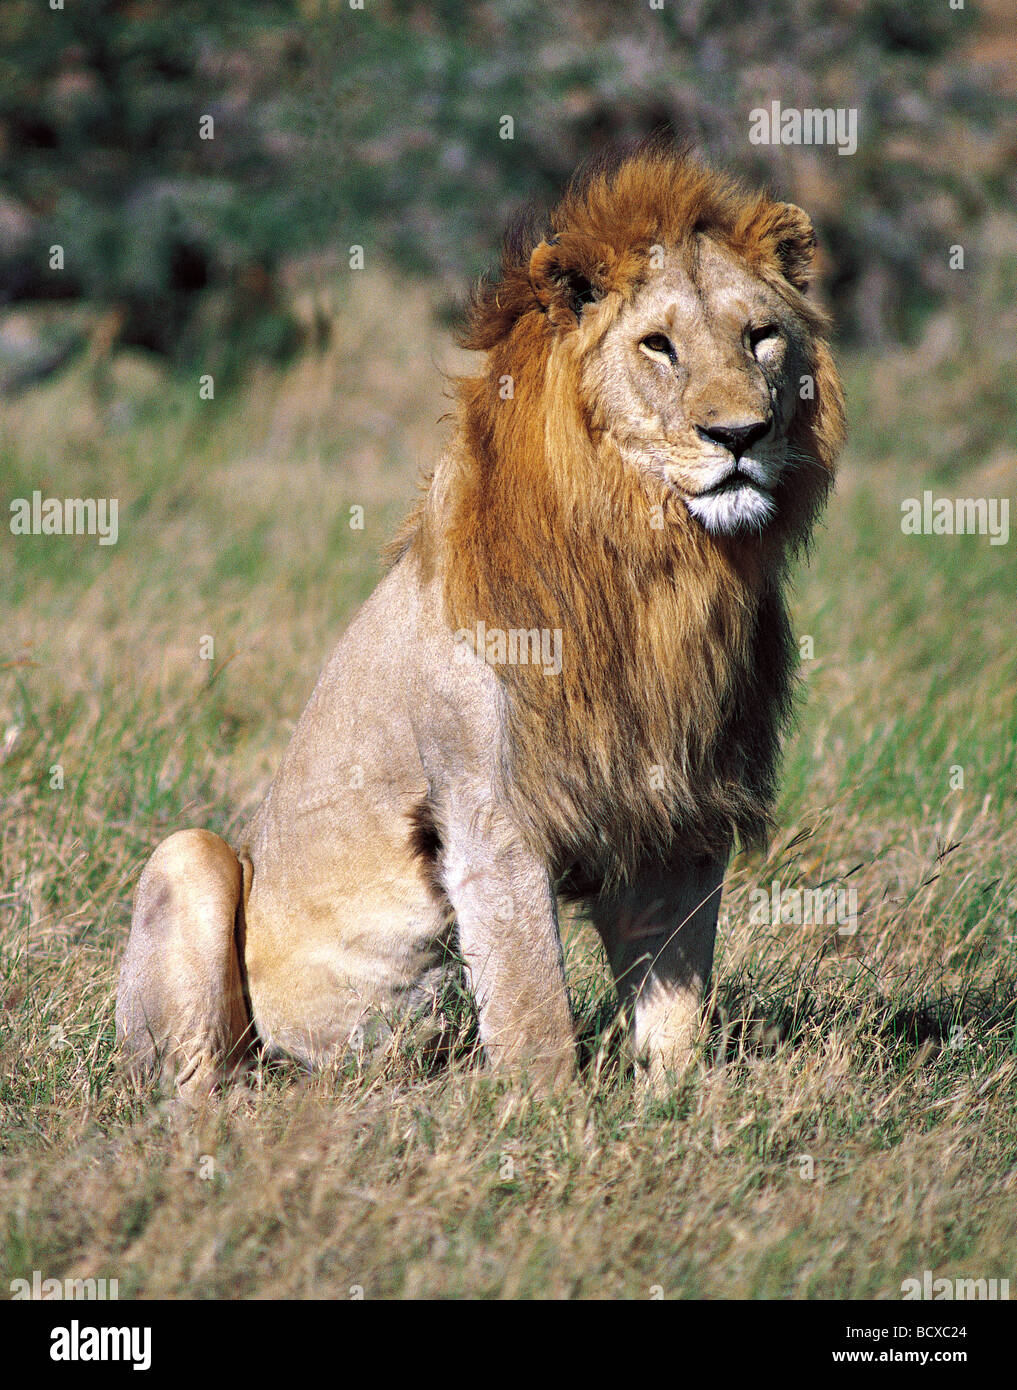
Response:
[[116, 829, 253, 1099]]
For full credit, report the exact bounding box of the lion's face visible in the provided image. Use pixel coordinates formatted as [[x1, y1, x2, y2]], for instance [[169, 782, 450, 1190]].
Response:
[[583, 238, 813, 535]]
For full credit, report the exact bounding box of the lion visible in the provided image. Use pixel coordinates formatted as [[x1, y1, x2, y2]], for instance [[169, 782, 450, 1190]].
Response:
[[116, 145, 845, 1097]]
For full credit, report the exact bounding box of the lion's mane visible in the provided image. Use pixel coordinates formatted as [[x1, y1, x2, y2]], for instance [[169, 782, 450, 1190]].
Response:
[[396, 145, 846, 889]]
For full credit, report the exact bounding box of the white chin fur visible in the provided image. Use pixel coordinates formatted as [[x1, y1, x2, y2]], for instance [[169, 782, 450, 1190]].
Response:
[[685, 484, 776, 534]]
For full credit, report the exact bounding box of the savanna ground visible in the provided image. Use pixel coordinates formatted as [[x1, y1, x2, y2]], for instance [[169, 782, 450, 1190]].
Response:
[[1, 233, 1016, 1300]]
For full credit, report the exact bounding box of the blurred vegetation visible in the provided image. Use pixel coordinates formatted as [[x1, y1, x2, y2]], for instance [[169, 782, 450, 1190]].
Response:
[[1, 0, 1014, 378], [2, 251, 1016, 1299]]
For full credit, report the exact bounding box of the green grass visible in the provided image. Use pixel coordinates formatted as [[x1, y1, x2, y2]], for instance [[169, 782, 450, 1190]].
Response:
[[1, 263, 1015, 1299]]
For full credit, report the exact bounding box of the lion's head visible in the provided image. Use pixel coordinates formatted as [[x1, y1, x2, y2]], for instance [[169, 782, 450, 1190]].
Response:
[[458, 143, 844, 551], [401, 146, 846, 884]]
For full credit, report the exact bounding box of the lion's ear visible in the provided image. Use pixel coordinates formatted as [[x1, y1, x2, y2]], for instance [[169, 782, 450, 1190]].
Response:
[[768, 203, 817, 291], [529, 240, 604, 326]]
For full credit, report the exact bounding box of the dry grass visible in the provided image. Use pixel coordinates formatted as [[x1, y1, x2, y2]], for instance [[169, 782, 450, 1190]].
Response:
[[1, 256, 1015, 1299]]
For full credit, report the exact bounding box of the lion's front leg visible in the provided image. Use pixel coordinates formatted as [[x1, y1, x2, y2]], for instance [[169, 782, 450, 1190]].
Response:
[[441, 799, 575, 1089], [589, 855, 727, 1089]]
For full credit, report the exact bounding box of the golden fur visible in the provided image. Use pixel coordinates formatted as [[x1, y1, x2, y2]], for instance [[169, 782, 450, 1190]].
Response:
[[396, 145, 845, 889], [118, 145, 845, 1096]]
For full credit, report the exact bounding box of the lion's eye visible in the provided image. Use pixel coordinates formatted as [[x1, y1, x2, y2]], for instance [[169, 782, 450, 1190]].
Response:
[[748, 324, 780, 354], [639, 333, 674, 362]]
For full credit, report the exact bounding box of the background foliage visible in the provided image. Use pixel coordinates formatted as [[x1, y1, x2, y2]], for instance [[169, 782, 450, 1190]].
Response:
[[2, 0, 1014, 374], [2, 0, 1016, 1305]]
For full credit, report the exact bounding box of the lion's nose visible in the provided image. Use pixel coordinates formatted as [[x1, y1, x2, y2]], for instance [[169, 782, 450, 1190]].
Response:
[[695, 418, 770, 459]]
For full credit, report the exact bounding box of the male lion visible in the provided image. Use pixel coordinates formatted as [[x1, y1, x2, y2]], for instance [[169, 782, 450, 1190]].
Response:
[[117, 146, 845, 1096]]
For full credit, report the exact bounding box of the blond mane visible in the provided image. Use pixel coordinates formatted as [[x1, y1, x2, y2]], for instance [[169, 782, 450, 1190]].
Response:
[[398, 146, 846, 888]]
